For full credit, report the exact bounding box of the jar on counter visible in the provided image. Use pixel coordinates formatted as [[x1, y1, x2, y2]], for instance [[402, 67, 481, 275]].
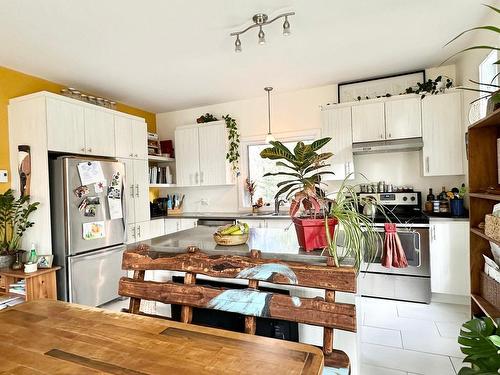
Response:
[[432, 200, 440, 213]]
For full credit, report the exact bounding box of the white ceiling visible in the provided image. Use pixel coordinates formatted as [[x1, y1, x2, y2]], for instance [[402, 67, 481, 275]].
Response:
[[0, 0, 490, 113]]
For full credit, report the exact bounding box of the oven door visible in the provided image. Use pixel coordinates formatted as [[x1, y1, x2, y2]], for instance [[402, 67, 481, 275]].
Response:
[[362, 226, 430, 277]]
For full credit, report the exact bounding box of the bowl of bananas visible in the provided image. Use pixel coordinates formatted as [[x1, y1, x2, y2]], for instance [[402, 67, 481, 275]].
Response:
[[213, 222, 250, 246]]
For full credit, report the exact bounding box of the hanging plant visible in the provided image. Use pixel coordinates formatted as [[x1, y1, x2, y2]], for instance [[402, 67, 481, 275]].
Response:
[[404, 75, 453, 99], [222, 114, 240, 176]]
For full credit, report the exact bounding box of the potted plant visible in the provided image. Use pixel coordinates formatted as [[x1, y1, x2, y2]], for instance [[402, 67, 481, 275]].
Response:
[[0, 189, 39, 268], [456, 316, 500, 374], [260, 138, 334, 251]]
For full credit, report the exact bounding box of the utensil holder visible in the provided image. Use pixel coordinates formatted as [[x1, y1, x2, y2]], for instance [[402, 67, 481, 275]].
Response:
[[167, 208, 183, 216]]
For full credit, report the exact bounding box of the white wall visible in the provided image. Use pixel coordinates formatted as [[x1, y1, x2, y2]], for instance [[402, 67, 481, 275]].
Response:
[[156, 66, 465, 212]]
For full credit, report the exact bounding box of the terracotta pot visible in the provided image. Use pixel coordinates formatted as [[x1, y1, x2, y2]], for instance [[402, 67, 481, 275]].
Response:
[[0, 254, 14, 269], [292, 217, 338, 252]]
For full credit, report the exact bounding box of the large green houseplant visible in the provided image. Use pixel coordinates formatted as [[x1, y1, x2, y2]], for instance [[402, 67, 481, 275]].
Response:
[[457, 316, 500, 374], [443, 3, 500, 113], [0, 189, 39, 268], [260, 138, 380, 264]]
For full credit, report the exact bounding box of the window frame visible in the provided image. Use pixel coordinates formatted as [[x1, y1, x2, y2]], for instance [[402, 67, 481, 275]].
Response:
[[238, 129, 321, 210], [479, 50, 499, 118]]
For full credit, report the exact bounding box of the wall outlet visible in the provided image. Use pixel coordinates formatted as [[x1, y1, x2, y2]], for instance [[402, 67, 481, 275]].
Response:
[[0, 170, 7, 183], [200, 198, 209, 206]]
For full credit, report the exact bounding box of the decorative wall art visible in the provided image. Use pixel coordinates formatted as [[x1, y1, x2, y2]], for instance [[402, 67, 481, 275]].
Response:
[[17, 145, 31, 197], [338, 70, 426, 103]]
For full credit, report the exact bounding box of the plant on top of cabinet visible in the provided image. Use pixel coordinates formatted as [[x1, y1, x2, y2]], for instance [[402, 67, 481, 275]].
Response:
[[404, 76, 453, 99], [223, 114, 240, 176], [0, 189, 39, 267], [196, 113, 218, 123]]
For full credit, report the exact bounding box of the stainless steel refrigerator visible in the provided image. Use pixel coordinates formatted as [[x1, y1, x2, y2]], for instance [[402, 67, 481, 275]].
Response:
[[49, 156, 127, 307]]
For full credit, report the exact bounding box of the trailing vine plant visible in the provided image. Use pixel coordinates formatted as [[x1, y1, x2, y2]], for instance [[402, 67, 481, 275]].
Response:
[[222, 115, 240, 176]]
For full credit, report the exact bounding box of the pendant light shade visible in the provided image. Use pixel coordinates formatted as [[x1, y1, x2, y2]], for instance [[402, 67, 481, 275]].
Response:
[[264, 87, 274, 143]]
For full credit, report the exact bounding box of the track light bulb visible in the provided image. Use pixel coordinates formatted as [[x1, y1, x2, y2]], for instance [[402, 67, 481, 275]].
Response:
[[235, 36, 242, 52], [283, 16, 291, 36], [258, 26, 266, 45]]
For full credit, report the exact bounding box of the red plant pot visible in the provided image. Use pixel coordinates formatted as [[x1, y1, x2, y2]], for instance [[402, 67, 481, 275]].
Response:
[[292, 217, 338, 252]]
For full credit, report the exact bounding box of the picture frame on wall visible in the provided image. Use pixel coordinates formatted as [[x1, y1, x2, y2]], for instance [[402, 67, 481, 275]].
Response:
[[337, 70, 426, 103]]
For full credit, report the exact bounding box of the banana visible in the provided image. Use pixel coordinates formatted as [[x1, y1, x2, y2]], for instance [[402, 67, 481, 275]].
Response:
[[219, 224, 241, 235]]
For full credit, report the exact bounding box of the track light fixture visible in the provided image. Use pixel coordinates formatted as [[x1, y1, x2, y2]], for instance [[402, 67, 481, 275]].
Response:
[[230, 12, 295, 52]]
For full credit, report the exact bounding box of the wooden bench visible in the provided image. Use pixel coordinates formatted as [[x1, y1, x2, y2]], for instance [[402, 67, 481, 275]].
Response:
[[119, 244, 357, 373]]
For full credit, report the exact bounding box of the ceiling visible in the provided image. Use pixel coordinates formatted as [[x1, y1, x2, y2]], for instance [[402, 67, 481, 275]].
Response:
[[0, 0, 490, 113]]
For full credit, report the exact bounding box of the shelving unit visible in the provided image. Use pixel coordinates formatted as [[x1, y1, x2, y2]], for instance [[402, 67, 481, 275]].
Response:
[[148, 154, 176, 187], [148, 155, 175, 162], [468, 108, 500, 319], [149, 183, 177, 188]]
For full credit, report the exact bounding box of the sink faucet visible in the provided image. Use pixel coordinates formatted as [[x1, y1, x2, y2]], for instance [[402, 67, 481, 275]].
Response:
[[274, 198, 287, 215]]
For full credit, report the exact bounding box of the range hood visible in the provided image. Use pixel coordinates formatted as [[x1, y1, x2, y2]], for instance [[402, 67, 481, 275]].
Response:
[[352, 137, 423, 155]]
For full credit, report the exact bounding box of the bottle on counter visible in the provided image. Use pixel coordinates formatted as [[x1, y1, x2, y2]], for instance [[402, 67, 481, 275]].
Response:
[[426, 188, 435, 202], [437, 186, 447, 201]]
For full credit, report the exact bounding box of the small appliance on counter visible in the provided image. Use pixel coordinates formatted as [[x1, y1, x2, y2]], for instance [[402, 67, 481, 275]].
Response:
[[150, 194, 185, 217]]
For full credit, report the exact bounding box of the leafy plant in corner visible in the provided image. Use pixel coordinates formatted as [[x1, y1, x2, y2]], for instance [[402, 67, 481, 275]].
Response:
[[457, 316, 500, 374], [223, 115, 240, 176], [0, 189, 39, 255], [196, 113, 218, 123], [442, 3, 500, 110], [259, 138, 334, 217]]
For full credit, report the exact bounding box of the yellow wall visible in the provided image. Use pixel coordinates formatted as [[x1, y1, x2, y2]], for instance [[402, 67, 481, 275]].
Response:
[[0, 66, 156, 193]]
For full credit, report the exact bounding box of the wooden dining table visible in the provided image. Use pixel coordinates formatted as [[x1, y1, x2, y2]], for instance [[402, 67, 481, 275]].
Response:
[[0, 299, 324, 374]]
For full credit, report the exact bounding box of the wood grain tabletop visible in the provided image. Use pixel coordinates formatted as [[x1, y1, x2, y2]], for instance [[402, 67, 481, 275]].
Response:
[[0, 299, 324, 375]]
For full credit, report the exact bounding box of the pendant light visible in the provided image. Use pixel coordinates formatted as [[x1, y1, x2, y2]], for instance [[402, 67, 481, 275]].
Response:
[[264, 87, 275, 143]]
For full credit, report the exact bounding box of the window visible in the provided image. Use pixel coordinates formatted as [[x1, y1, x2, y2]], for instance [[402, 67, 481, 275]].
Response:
[[479, 50, 499, 118], [247, 138, 314, 205]]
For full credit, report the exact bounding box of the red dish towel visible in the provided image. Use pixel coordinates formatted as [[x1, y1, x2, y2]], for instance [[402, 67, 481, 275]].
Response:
[[381, 223, 408, 268]]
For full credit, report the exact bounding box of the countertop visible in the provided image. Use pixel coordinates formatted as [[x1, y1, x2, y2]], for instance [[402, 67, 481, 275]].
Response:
[[129, 225, 331, 265], [152, 211, 291, 220]]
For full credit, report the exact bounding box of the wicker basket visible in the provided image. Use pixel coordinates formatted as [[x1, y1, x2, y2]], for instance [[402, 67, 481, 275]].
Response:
[[485, 214, 500, 242], [213, 232, 249, 246], [480, 271, 500, 310]]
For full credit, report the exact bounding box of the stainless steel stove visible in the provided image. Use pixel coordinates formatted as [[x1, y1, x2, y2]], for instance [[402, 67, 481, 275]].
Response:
[[357, 191, 431, 303]]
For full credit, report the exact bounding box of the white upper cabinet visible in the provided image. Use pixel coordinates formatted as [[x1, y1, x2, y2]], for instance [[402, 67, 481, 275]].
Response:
[[115, 116, 148, 159], [132, 119, 148, 159], [385, 97, 422, 139], [199, 122, 231, 186], [46, 97, 85, 153], [321, 107, 354, 180], [351, 102, 385, 142], [121, 158, 136, 225], [422, 92, 464, 176], [84, 108, 115, 156], [133, 159, 150, 223], [175, 121, 233, 187], [175, 125, 200, 186]]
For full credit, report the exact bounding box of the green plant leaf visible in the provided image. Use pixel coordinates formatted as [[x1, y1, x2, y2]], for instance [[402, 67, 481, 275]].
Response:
[[444, 26, 500, 48], [260, 145, 296, 164], [483, 3, 500, 14], [442, 46, 500, 65], [457, 317, 500, 373], [262, 171, 301, 178], [309, 137, 332, 152], [275, 161, 299, 172]]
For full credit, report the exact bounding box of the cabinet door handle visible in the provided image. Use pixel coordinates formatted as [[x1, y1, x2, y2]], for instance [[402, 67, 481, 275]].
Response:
[[134, 153, 138, 157], [380, 134, 384, 139], [129, 153, 133, 157], [388, 133, 392, 138], [135, 184, 139, 197], [426, 157, 430, 173], [195, 172, 199, 185], [130, 184, 134, 197], [87, 148, 92, 152], [137, 225, 141, 238], [81, 148, 85, 152], [132, 226, 136, 239], [200, 171, 204, 184]]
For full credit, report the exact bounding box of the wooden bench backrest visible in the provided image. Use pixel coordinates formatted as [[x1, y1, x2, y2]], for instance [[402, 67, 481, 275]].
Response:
[[119, 244, 357, 370]]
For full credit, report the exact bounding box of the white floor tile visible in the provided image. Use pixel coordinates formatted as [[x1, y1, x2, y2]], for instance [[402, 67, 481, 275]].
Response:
[[435, 321, 463, 339], [361, 326, 402, 348], [361, 343, 456, 375], [359, 364, 406, 375], [401, 329, 465, 358], [396, 302, 469, 323], [364, 309, 438, 334], [450, 356, 469, 374]]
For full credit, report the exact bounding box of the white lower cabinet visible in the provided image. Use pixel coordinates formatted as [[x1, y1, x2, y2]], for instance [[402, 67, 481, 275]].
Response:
[[246, 219, 267, 229], [180, 219, 198, 230], [149, 219, 166, 238], [127, 221, 151, 244], [265, 219, 293, 229], [430, 220, 470, 296], [165, 219, 181, 234]]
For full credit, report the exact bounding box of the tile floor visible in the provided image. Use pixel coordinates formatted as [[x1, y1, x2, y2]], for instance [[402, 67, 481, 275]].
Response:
[[101, 297, 470, 375]]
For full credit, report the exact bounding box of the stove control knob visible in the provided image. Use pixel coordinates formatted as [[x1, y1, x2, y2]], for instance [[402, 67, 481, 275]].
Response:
[[403, 196, 408, 201], [410, 196, 416, 201]]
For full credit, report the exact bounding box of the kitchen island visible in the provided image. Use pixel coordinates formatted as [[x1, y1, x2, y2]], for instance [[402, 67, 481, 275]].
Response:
[[127, 225, 360, 375]]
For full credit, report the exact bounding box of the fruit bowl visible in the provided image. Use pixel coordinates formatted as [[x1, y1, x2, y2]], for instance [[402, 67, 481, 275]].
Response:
[[213, 232, 249, 246]]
